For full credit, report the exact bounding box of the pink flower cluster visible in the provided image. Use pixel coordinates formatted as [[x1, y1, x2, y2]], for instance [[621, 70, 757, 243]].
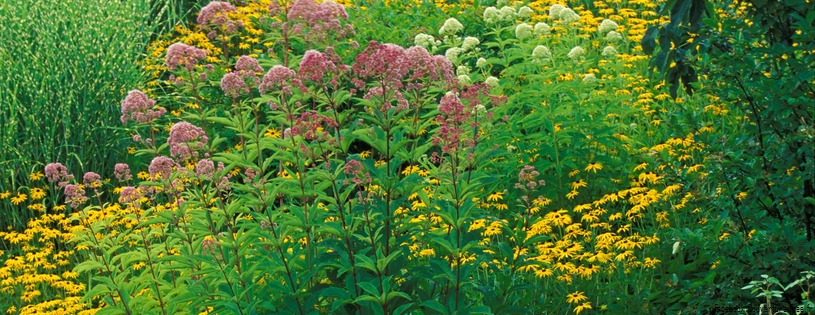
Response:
[[114, 163, 132, 183], [353, 42, 408, 89], [221, 56, 263, 98], [221, 72, 250, 98], [167, 122, 208, 160], [82, 172, 102, 189], [197, 1, 242, 36], [291, 111, 338, 141], [64, 184, 88, 208], [148, 156, 176, 180], [343, 159, 371, 185], [287, 0, 353, 44], [297, 48, 347, 91], [45, 163, 74, 188], [195, 159, 224, 179], [120, 90, 166, 125], [166, 43, 207, 71], [516, 165, 545, 190], [235, 56, 263, 78], [259, 65, 296, 95], [119, 186, 142, 204], [432, 93, 468, 153], [352, 42, 455, 112]]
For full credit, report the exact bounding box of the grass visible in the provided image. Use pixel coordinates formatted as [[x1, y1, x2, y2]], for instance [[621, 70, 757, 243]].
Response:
[[0, 0, 202, 228]]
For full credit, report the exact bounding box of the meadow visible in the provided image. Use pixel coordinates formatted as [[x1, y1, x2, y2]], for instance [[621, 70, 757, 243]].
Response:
[[0, 0, 813, 314]]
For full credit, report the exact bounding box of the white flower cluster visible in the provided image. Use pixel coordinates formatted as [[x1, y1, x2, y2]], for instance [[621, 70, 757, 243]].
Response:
[[582, 73, 597, 84], [598, 19, 618, 35], [458, 74, 471, 85], [457, 65, 470, 76], [549, 4, 565, 17], [605, 31, 623, 41], [445, 47, 463, 65], [461, 36, 480, 52], [414, 33, 440, 51], [558, 8, 580, 23], [476, 57, 489, 68], [518, 6, 533, 19], [567, 46, 585, 61], [484, 6, 518, 24], [534, 22, 551, 36], [532, 45, 552, 64], [550, 4, 579, 24], [515, 23, 533, 40], [485, 76, 499, 88], [439, 18, 464, 35], [602, 45, 618, 57]]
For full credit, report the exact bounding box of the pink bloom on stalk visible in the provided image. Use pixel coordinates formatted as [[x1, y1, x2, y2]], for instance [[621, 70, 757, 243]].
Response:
[[64, 184, 88, 208], [287, 0, 352, 43], [148, 156, 176, 180], [120, 90, 166, 125], [291, 111, 338, 141], [44, 162, 74, 188], [259, 65, 296, 95], [516, 165, 545, 190], [297, 49, 347, 90], [82, 172, 102, 189], [114, 163, 132, 182], [167, 122, 208, 160], [197, 1, 239, 34], [352, 41, 408, 89], [235, 55, 262, 87], [166, 43, 207, 71], [432, 93, 468, 153], [343, 159, 371, 185], [195, 159, 215, 179], [402, 46, 455, 91], [119, 186, 142, 204], [221, 72, 249, 98]]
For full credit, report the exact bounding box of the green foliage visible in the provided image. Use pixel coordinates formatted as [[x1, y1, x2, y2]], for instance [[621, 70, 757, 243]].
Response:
[[645, 0, 815, 312], [0, 0, 174, 228]]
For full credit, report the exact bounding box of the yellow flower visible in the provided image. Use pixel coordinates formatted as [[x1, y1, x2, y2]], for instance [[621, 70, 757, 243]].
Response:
[[359, 150, 371, 159], [487, 191, 503, 202], [53, 205, 66, 212], [574, 302, 592, 314], [0, 191, 9, 199], [566, 291, 587, 304], [29, 187, 46, 200], [137, 172, 151, 180], [584, 162, 602, 173], [128, 147, 136, 154], [402, 165, 419, 176], [264, 128, 281, 138], [570, 180, 587, 190], [29, 172, 44, 181], [10, 193, 27, 205]]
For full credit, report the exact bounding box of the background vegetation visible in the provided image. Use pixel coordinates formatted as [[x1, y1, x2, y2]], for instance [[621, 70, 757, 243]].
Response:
[[0, 0, 812, 314]]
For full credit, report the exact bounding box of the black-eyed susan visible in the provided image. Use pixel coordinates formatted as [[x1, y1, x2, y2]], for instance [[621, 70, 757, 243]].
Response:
[[10, 193, 27, 205], [29, 188, 46, 200], [566, 291, 588, 304], [570, 180, 587, 190], [574, 302, 592, 314], [29, 172, 44, 181], [584, 162, 602, 173], [487, 191, 503, 202]]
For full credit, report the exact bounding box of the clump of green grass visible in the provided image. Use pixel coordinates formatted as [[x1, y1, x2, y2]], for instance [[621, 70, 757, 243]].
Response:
[[0, 0, 176, 228]]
